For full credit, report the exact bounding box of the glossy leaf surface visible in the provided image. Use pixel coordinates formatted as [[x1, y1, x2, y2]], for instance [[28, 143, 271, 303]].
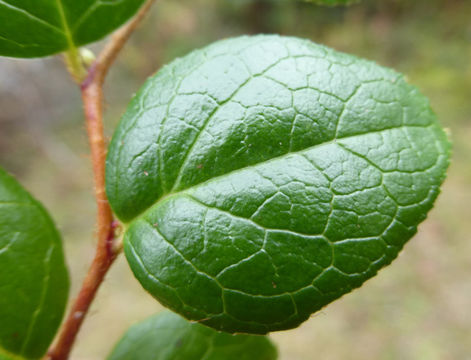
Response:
[[108, 311, 277, 360], [0, 168, 69, 358], [0, 0, 145, 58], [106, 35, 450, 334]]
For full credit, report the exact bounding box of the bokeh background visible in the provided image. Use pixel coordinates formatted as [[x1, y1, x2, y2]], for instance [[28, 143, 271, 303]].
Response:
[[0, 0, 470, 359]]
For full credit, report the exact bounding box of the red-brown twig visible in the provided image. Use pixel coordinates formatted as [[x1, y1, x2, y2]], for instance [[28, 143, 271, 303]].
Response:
[[48, 1, 156, 359]]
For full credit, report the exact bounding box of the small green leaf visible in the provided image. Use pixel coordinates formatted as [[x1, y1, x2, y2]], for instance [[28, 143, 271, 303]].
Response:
[[0, 168, 69, 358], [106, 35, 450, 334], [108, 311, 277, 360], [0, 0, 146, 58]]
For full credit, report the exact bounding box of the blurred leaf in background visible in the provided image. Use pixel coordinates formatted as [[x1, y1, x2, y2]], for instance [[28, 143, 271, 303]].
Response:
[[108, 311, 277, 360]]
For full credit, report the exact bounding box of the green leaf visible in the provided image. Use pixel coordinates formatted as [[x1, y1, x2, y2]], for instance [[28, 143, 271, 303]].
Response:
[[0, 0, 146, 58], [0, 349, 21, 360], [108, 311, 277, 360], [106, 35, 451, 334], [0, 168, 69, 359]]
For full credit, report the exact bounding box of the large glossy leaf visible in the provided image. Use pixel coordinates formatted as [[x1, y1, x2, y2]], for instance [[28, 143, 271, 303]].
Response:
[[108, 311, 277, 360], [106, 35, 450, 334], [0, 168, 69, 359], [0, 0, 145, 58]]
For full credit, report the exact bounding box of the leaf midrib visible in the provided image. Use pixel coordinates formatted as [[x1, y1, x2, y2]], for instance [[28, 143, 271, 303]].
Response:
[[123, 123, 435, 226], [54, 0, 75, 51], [0, 0, 99, 52]]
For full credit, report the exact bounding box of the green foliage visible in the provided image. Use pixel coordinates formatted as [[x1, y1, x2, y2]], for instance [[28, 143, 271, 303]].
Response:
[[0, 168, 69, 358], [0, 350, 17, 360], [0, 0, 145, 58], [105, 35, 450, 334], [108, 311, 277, 360]]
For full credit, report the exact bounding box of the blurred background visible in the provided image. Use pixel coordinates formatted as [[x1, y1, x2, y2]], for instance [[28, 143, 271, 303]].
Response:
[[0, 0, 470, 359]]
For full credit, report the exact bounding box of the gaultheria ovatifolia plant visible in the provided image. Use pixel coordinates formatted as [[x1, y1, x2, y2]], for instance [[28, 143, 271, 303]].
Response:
[[0, 0, 450, 359]]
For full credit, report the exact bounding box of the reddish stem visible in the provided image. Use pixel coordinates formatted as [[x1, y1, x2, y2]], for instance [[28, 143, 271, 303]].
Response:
[[48, 1, 156, 359]]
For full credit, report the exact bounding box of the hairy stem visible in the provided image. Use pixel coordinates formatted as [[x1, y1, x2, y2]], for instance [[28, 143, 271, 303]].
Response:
[[48, 1, 156, 359]]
